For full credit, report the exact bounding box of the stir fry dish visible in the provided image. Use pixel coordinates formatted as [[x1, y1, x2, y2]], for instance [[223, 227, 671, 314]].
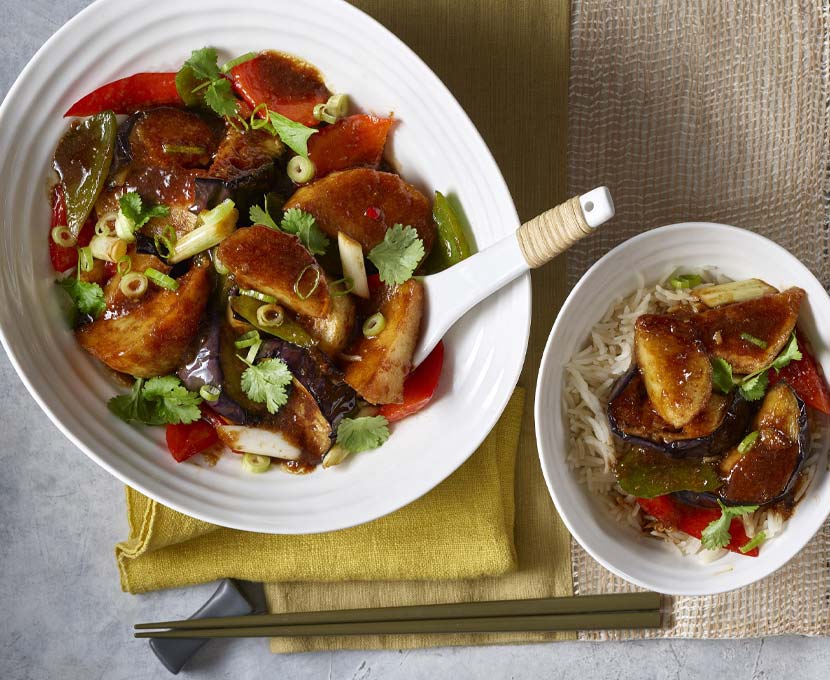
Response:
[[50, 48, 471, 473], [606, 276, 830, 555]]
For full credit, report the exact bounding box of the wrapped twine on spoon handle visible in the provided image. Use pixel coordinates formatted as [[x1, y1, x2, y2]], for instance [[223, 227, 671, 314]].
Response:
[[516, 196, 594, 268]]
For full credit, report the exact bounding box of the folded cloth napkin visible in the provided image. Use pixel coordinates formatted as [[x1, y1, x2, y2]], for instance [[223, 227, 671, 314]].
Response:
[[116, 389, 524, 594]]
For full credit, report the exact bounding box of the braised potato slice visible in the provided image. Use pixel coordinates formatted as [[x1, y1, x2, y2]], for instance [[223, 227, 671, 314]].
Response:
[[77, 261, 211, 378], [302, 293, 356, 355], [634, 314, 712, 428], [217, 225, 330, 317], [268, 379, 333, 464], [128, 107, 222, 170], [695, 288, 804, 374], [343, 279, 424, 404], [284, 168, 436, 256]]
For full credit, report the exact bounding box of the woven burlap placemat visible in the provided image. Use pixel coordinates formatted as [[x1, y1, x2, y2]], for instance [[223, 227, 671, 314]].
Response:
[[567, 0, 830, 638]]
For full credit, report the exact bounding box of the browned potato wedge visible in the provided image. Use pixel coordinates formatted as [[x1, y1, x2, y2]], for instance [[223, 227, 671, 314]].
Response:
[[695, 288, 804, 374], [284, 168, 436, 256], [77, 261, 211, 378], [209, 125, 283, 181], [217, 225, 330, 318], [634, 314, 712, 428], [128, 107, 222, 170], [269, 379, 333, 464], [343, 279, 424, 404], [302, 293, 356, 355]]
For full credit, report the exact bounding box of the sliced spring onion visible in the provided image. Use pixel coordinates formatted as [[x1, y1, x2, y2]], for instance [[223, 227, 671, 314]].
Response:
[[116, 254, 131, 276], [51, 225, 76, 248], [77, 246, 94, 273], [245, 340, 262, 364], [739, 530, 767, 554], [199, 384, 221, 402], [322, 444, 350, 468], [362, 312, 386, 338], [95, 212, 117, 237], [293, 264, 321, 300], [250, 103, 270, 129], [119, 272, 148, 299], [169, 199, 238, 264], [153, 225, 177, 259], [242, 452, 271, 473], [329, 277, 354, 297], [287, 155, 315, 183], [221, 51, 257, 73], [337, 232, 369, 298], [737, 430, 760, 454], [234, 330, 261, 349], [669, 273, 703, 289], [89, 234, 128, 262], [740, 332, 768, 349], [312, 102, 337, 124], [325, 93, 349, 118], [145, 267, 179, 291], [240, 288, 277, 304], [162, 143, 206, 155], [212, 248, 229, 275], [256, 304, 285, 328]]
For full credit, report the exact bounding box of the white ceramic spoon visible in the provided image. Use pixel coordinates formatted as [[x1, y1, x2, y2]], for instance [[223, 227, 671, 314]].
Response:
[[413, 187, 614, 366]]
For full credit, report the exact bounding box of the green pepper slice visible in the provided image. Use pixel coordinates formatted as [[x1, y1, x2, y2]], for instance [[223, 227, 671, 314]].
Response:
[[229, 295, 316, 349], [425, 191, 473, 273], [615, 448, 723, 498], [52, 110, 117, 237]]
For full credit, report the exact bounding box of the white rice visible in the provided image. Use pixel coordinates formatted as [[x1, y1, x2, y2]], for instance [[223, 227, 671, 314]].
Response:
[[563, 273, 822, 560]]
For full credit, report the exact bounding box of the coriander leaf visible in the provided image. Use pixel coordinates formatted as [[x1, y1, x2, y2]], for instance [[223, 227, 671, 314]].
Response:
[[368, 224, 425, 285], [118, 191, 143, 225], [175, 65, 203, 107], [221, 51, 257, 73], [107, 378, 147, 423], [739, 370, 769, 401], [142, 376, 203, 425], [116, 191, 170, 241], [280, 207, 315, 235], [249, 204, 280, 231], [240, 358, 293, 414], [739, 530, 767, 554], [267, 110, 317, 157], [772, 333, 802, 371], [336, 416, 391, 454], [183, 47, 221, 82], [56, 277, 105, 319], [279, 208, 329, 254], [700, 501, 759, 551], [711, 357, 734, 395], [205, 78, 239, 118]]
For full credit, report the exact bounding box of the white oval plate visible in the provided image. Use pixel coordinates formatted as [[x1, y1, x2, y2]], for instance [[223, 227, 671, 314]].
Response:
[[536, 223, 830, 595], [0, 0, 530, 533]]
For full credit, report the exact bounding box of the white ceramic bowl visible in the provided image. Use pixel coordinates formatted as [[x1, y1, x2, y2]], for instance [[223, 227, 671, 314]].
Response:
[[536, 223, 830, 595], [0, 0, 530, 533]]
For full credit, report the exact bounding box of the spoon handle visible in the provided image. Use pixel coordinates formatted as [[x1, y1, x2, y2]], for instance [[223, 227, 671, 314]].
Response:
[[516, 187, 614, 268]]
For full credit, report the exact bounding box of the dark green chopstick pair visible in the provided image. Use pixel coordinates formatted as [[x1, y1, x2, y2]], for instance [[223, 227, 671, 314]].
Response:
[[135, 592, 663, 639]]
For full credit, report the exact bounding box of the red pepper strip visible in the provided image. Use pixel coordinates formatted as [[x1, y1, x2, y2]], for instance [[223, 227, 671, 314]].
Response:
[[380, 341, 445, 422], [636, 496, 759, 556], [64, 73, 181, 117], [308, 115, 393, 177], [768, 328, 830, 415], [165, 419, 219, 463], [48, 185, 94, 272], [229, 52, 329, 127]]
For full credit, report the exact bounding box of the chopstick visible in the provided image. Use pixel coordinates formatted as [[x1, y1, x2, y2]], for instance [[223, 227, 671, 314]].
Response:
[[134, 592, 663, 638]]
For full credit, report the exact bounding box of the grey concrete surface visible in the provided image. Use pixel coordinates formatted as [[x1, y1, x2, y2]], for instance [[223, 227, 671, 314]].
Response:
[[1, 1, 827, 678]]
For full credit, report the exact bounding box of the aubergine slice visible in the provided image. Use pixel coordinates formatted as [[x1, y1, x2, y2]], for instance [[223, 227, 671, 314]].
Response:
[[126, 107, 223, 170], [695, 288, 805, 374], [718, 382, 809, 506], [634, 314, 712, 428], [608, 368, 751, 458]]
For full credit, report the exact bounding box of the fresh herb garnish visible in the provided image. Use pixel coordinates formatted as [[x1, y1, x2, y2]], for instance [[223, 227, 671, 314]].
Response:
[[238, 356, 293, 414], [739, 530, 767, 554], [700, 500, 759, 550], [368, 224, 425, 285], [336, 415, 391, 454], [176, 47, 245, 119], [264, 110, 317, 158], [711, 357, 734, 395], [669, 273, 703, 289], [740, 332, 768, 349], [739, 370, 769, 401], [108, 376, 202, 426], [249, 204, 280, 231], [115, 191, 169, 242], [280, 208, 329, 255], [56, 277, 105, 320], [772, 333, 802, 370]]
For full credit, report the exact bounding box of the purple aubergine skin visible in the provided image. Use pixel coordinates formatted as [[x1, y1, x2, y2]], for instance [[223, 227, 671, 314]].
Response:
[[178, 307, 247, 424], [674, 382, 810, 509], [607, 365, 753, 459], [258, 338, 356, 433]]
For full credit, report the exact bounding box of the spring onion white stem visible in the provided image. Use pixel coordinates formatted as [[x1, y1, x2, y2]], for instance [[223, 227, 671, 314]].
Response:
[[168, 199, 238, 263], [89, 234, 128, 262]]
